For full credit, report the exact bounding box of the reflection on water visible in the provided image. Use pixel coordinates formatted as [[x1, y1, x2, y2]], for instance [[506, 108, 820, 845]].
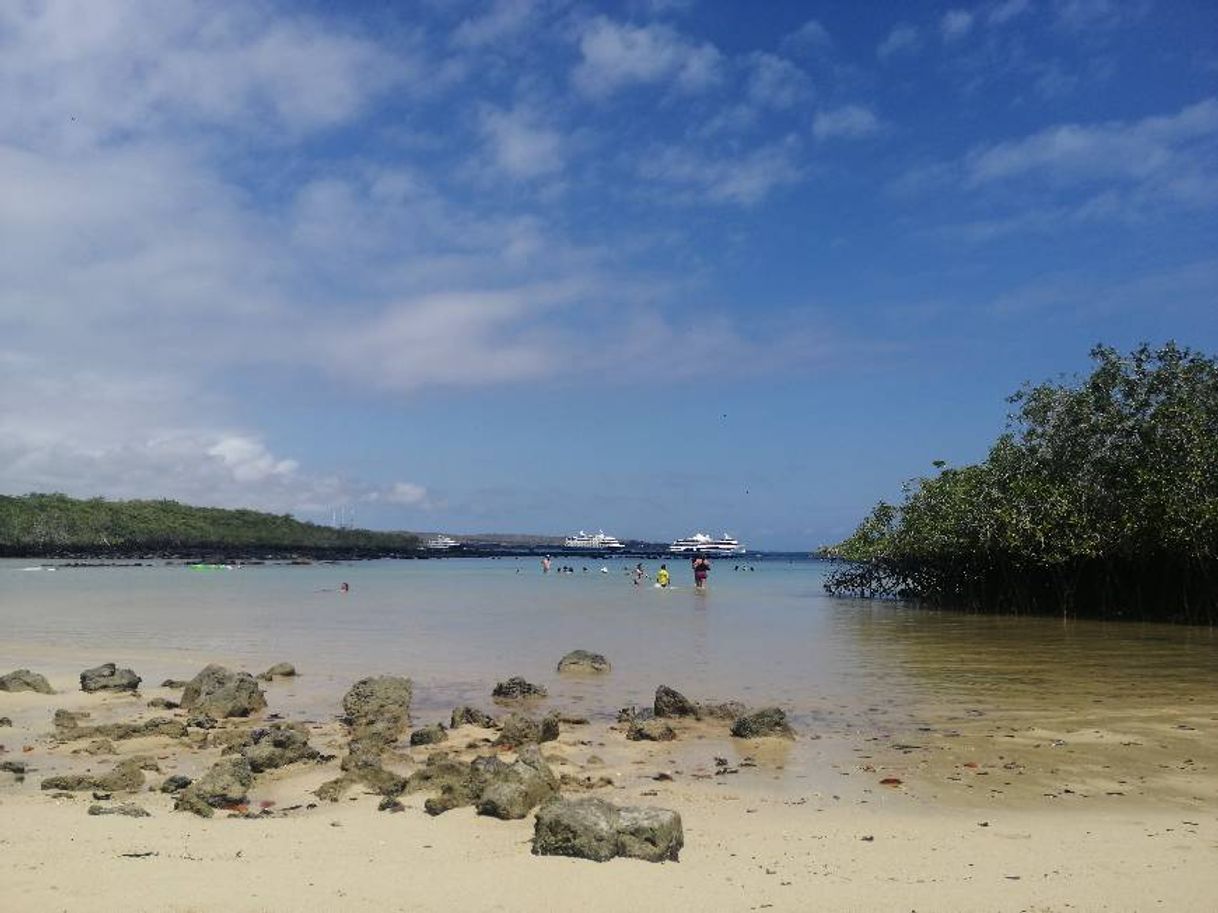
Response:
[[2, 557, 1215, 733]]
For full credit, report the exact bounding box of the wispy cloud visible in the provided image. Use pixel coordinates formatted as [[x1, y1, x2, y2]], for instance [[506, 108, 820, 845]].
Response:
[[745, 53, 812, 110], [572, 16, 722, 98], [813, 105, 882, 141], [637, 138, 803, 205], [941, 10, 975, 41], [877, 24, 921, 60], [479, 105, 565, 179]]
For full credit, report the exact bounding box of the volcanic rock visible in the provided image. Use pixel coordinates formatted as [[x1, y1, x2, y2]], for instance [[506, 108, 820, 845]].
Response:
[[532, 797, 684, 862], [556, 650, 612, 674], [180, 665, 266, 719], [0, 669, 54, 694]]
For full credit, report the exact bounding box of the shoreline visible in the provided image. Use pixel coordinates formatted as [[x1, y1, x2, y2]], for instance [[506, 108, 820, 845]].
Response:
[[3, 656, 1217, 911]]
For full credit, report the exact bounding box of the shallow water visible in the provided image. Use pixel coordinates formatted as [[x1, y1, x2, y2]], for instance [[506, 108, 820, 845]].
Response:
[[3, 556, 1214, 731]]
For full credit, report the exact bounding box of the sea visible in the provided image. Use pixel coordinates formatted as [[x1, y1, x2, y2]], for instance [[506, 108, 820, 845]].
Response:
[[3, 555, 1216, 792]]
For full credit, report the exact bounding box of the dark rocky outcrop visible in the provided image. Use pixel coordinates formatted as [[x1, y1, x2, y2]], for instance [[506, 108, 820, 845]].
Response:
[[730, 707, 794, 739], [1, 760, 27, 775], [533, 797, 684, 862], [41, 757, 151, 793], [406, 753, 511, 816], [409, 723, 448, 747], [88, 803, 150, 817], [492, 676, 547, 701], [494, 711, 560, 747], [175, 757, 253, 817], [0, 669, 54, 694], [147, 697, 179, 710], [616, 706, 654, 723], [257, 662, 297, 682], [160, 774, 193, 793], [556, 650, 611, 674], [180, 665, 267, 718], [626, 720, 676, 742], [450, 706, 495, 729], [476, 745, 558, 820], [0, 716, 12, 727], [697, 700, 748, 721], [161, 679, 189, 689], [653, 685, 698, 718], [237, 722, 319, 772], [80, 663, 141, 693]]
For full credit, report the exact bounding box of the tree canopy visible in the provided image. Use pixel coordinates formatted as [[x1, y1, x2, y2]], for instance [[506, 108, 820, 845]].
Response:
[[825, 343, 1218, 623], [0, 493, 420, 557]]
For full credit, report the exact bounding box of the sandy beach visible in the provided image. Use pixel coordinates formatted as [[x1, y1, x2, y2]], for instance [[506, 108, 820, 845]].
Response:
[[3, 657, 1216, 913]]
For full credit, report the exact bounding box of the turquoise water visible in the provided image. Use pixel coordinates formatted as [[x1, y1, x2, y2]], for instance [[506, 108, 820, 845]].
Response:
[[3, 556, 1216, 735]]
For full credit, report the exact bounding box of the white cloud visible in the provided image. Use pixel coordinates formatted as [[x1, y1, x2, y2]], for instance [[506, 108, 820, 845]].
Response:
[[813, 106, 882, 141], [877, 24, 921, 60], [965, 98, 1218, 186], [451, 0, 539, 48], [783, 19, 832, 51], [572, 16, 722, 98], [0, 1, 404, 148], [987, 0, 1031, 26], [746, 53, 812, 110], [382, 482, 431, 507], [207, 436, 299, 484], [479, 106, 564, 179], [941, 10, 975, 41], [637, 139, 803, 205], [1053, 0, 1150, 30]]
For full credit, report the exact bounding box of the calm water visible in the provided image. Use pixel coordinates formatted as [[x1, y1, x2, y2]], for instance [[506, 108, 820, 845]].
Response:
[[3, 556, 1216, 736]]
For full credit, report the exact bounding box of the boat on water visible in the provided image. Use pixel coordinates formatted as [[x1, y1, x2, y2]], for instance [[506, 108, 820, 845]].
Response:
[[668, 532, 746, 556], [425, 534, 460, 550], [563, 530, 626, 550]]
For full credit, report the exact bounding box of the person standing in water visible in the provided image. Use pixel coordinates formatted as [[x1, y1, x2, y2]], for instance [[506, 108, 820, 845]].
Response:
[[692, 553, 710, 590], [656, 564, 670, 588], [541, 555, 551, 574], [632, 562, 645, 586]]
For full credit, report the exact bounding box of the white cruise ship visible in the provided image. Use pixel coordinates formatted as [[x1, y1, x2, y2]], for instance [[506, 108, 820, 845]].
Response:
[[563, 530, 626, 550], [425, 534, 460, 550], [668, 532, 745, 556]]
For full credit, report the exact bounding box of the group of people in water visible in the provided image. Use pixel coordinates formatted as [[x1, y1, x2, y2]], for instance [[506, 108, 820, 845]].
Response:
[[541, 554, 728, 590]]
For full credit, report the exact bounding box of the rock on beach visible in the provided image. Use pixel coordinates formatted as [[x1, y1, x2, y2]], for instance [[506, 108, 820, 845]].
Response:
[[180, 665, 267, 719], [80, 663, 141, 693], [257, 662, 297, 682], [175, 757, 253, 817], [653, 685, 698, 718], [730, 707, 795, 739], [0, 669, 55, 694], [533, 797, 684, 862]]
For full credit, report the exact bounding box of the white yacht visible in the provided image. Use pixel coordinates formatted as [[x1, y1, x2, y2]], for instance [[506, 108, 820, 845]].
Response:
[[425, 534, 460, 550], [668, 532, 745, 556], [563, 530, 626, 550]]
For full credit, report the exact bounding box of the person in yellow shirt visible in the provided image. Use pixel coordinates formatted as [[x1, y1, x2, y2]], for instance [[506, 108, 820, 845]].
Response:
[[656, 564, 670, 588]]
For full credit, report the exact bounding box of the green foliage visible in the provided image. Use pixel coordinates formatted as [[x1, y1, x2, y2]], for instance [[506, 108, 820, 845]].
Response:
[[0, 493, 420, 556], [826, 343, 1218, 623]]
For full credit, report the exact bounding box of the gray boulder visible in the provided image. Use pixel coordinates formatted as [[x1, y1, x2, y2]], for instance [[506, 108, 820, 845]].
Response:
[[409, 723, 448, 747], [533, 797, 684, 863], [697, 700, 748, 720], [257, 662, 297, 682], [476, 744, 558, 820], [239, 722, 319, 772], [494, 711, 560, 747], [450, 705, 495, 729], [730, 707, 794, 739], [54, 713, 186, 743], [342, 675, 412, 747], [0, 669, 55, 694], [492, 676, 547, 701], [2, 760, 27, 775], [627, 720, 676, 742], [556, 650, 612, 674], [654, 685, 698, 718], [175, 757, 253, 817], [180, 665, 266, 718], [160, 774, 192, 793], [406, 753, 511, 816], [80, 663, 141, 693], [0, 716, 11, 727]]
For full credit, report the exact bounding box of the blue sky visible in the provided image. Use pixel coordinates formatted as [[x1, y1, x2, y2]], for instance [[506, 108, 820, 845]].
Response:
[[1, 0, 1216, 549]]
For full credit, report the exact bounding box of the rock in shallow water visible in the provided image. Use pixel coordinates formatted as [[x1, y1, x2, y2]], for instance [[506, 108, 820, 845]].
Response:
[[80, 662, 142, 693], [626, 720, 676, 742], [556, 650, 612, 674], [532, 797, 684, 862], [0, 669, 55, 694], [730, 707, 794, 739], [180, 665, 266, 719], [492, 676, 547, 701], [257, 662, 297, 682], [653, 685, 698, 719], [450, 705, 495, 729]]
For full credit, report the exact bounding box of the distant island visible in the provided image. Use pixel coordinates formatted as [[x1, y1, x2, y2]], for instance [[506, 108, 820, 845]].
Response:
[[824, 343, 1218, 625], [0, 493, 421, 559]]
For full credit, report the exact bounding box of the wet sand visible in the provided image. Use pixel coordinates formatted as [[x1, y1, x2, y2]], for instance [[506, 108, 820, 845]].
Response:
[[3, 660, 1217, 912]]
